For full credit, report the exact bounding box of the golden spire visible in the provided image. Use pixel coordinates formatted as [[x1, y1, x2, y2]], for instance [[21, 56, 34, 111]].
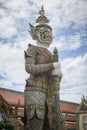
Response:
[[36, 5, 49, 24], [39, 5, 45, 16]]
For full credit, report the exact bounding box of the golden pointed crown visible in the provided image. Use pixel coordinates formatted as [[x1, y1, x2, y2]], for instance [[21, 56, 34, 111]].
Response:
[[36, 5, 49, 24], [29, 6, 52, 40]]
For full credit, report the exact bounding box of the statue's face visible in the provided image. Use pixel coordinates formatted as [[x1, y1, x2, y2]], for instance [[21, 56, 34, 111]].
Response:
[[36, 26, 53, 47]]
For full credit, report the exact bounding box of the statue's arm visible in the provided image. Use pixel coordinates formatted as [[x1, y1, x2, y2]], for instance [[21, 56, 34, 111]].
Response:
[[25, 56, 54, 75], [25, 45, 54, 75]]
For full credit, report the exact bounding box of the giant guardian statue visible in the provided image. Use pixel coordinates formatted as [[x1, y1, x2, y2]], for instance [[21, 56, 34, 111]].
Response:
[[24, 6, 65, 130]]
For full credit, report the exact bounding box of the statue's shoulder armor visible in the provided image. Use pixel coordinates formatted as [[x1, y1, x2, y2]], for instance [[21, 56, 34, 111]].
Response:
[[25, 44, 38, 58]]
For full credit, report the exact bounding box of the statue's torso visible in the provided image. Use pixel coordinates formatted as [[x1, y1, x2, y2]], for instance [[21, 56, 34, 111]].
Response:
[[25, 44, 53, 93], [36, 47, 53, 64]]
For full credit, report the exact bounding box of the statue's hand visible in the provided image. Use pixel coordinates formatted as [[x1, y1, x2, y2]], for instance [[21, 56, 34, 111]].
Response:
[[52, 67, 63, 77], [53, 62, 61, 69]]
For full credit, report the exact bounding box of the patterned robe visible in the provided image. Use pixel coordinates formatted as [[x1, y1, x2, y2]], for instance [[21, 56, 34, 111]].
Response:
[[24, 44, 54, 130]]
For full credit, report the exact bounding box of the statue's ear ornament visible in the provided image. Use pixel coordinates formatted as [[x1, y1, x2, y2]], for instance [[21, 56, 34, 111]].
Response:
[[28, 23, 37, 40]]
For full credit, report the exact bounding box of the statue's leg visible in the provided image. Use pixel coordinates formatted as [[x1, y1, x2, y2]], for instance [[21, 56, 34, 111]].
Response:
[[24, 90, 46, 130], [43, 102, 50, 130], [27, 117, 44, 130], [51, 95, 57, 130]]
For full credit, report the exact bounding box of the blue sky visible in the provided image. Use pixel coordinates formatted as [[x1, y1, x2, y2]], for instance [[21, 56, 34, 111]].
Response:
[[0, 0, 87, 103]]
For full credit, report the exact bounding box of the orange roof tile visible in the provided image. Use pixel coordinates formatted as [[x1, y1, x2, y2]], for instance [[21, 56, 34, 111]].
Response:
[[0, 88, 24, 106], [67, 114, 76, 121], [0, 88, 79, 129], [60, 101, 78, 113], [66, 122, 76, 128], [0, 88, 79, 113]]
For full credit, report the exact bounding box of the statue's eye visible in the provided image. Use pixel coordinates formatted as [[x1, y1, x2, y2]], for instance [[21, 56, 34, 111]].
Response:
[[43, 36, 46, 39]]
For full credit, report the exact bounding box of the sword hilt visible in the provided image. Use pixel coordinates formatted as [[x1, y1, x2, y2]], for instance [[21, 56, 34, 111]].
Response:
[[53, 47, 59, 62]]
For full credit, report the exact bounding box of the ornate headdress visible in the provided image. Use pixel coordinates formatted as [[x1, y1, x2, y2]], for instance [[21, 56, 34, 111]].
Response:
[[29, 6, 52, 43]]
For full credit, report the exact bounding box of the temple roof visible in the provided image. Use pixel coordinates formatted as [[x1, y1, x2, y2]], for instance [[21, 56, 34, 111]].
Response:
[[0, 87, 79, 129], [0, 87, 24, 107], [0, 87, 79, 112]]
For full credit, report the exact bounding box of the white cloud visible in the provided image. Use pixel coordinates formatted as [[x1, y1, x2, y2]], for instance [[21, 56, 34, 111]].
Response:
[[60, 84, 87, 103], [0, 40, 27, 91], [0, 39, 87, 102], [0, 15, 17, 38], [0, 0, 86, 38], [59, 33, 81, 51], [0, 30, 37, 91], [0, 0, 87, 103], [50, 32, 82, 51], [60, 53, 87, 103], [49, 0, 87, 29], [0, 0, 37, 38]]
